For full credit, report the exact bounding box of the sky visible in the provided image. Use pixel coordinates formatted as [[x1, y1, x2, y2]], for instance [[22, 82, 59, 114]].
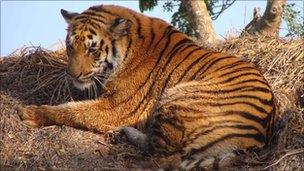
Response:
[[1, 1, 303, 56]]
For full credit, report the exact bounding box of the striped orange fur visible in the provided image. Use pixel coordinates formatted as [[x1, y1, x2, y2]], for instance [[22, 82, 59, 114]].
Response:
[[19, 5, 275, 170]]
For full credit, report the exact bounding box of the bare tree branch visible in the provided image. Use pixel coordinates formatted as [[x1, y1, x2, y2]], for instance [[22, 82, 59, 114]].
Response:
[[181, 0, 217, 47], [243, 0, 287, 37]]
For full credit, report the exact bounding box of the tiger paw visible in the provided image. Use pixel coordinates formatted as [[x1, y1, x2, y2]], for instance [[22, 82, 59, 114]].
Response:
[[18, 105, 48, 128], [180, 152, 237, 170], [105, 127, 150, 152], [104, 128, 124, 144]]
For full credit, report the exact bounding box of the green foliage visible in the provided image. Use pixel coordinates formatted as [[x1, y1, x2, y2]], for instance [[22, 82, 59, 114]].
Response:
[[139, 0, 158, 12], [204, 0, 236, 20], [166, 0, 196, 36], [139, 0, 235, 37], [283, 3, 304, 37]]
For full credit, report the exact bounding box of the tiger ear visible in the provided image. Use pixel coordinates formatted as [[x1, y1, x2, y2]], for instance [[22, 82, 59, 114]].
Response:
[[61, 9, 79, 24], [110, 17, 131, 39]]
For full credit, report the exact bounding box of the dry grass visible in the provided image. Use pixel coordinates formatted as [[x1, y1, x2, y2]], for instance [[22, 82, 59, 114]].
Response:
[[0, 47, 84, 105], [0, 36, 303, 170]]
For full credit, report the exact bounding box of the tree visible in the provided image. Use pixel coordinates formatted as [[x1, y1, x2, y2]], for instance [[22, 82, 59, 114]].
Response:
[[243, 0, 287, 37], [180, 0, 217, 47], [140, 0, 301, 43], [139, 0, 236, 47], [283, 3, 304, 37]]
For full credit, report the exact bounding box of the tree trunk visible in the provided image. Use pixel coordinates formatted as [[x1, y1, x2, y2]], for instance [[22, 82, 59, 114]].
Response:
[[181, 0, 217, 47], [244, 0, 286, 37]]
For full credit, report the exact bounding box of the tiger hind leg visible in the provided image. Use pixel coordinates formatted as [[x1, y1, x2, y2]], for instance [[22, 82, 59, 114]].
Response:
[[153, 81, 267, 170]]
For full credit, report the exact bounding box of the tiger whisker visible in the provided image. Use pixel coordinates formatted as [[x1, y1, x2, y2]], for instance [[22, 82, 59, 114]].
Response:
[[93, 75, 108, 92], [92, 81, 98, 99], [88, 85, 93, 99]]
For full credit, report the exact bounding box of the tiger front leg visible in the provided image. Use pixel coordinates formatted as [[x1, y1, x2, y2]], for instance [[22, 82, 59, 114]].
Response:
[[18, 99, 119, 132], [18, 105, 56, 128]]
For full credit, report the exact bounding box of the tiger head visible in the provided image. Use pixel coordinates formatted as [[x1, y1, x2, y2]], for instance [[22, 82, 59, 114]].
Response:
[[60, 6, 131, 90]]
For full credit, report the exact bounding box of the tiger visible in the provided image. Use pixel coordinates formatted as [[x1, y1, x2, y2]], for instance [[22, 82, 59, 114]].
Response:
[[19, 4, 275, 170]]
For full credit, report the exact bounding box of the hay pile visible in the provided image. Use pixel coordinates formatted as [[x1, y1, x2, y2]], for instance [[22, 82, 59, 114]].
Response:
[[0, 47, 84, 105], [1, 36, 303, 170]]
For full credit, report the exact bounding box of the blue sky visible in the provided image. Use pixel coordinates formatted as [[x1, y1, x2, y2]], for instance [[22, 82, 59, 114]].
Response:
[[1, 1, 303, 56]]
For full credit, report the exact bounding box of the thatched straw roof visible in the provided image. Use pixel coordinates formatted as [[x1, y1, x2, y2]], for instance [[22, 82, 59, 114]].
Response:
[[0, 36, 303, 170]]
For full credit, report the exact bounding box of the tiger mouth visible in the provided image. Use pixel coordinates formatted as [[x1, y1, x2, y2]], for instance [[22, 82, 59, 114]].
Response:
[[72, 79, 93, 90], [70, 64, 112, 91], [72, 75, 106, 91]]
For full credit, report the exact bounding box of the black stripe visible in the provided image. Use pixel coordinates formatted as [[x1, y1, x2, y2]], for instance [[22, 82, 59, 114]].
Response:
[[89, 21, 102, 30], [99, 39, 104, 49], [158, 46, 202, 97], [164, 44, 199, 75], [218, 110, 269, 128], [150, 18, 156, 46], [266, 101, 275, 143], [213, 60, 246, 73], [167, 94, 273, 107], [238, 86, 270, 94], [75, 15, 106, 25], [189, 56, 236, 80], [122, 36, 132, 62], [160, 38, 193, 71], [176, 52, 214, 83], [186, 85, 271, 94], [224, 77, 268, 86], [111, 40, 117, 57], [169, 106, 269, 128], [105, 46, 109, 55], [217, 66, 258, 78], [154, 26, 175, 49], [201, 124, 264, 137], [187, 133, 265, 157], [74, 15, 89, 21], [198, 73, 268, 88], [121, 30, 178, 117], [132, 14, 144, 39], [204, 101, 269, 115], [89, 28, 97, 35], [122, 29, 185, 117], [157, 29, 177, 58], [184, 120, 242, 142], [186, 124, 265, 147], [90, 17, 106, 25], [157, 46, 201, 95]]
